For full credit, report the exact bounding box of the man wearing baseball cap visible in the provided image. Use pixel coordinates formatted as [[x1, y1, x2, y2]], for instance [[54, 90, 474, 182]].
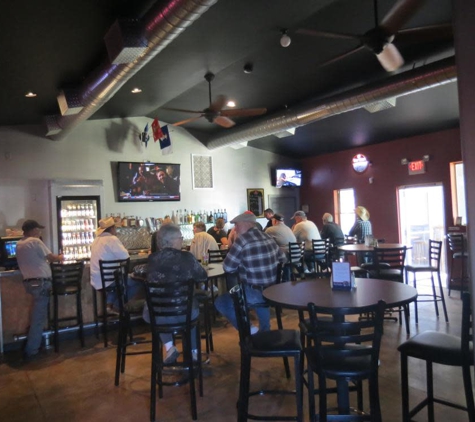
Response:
[[215, 211, 286, 334], [16, 219, 64, 360], [291, 210, 321, 272]]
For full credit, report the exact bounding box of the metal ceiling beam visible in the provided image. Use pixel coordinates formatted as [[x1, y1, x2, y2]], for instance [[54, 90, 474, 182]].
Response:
[[47, 0, 218, 141], [206, 56, 457, 150]]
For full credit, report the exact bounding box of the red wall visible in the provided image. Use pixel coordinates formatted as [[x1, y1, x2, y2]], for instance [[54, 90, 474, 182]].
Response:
[[301, 128, 461, 243]]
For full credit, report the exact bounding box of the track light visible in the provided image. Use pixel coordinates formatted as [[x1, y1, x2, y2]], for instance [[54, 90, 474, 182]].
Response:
[[280, 29, 291, 48]]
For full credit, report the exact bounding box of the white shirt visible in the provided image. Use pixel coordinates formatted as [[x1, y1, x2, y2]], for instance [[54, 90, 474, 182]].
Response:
[[190, 231, 218, 261], [292, 219, 321, 250], [90, 232, 129, 289], [16, 237, 52, 279]]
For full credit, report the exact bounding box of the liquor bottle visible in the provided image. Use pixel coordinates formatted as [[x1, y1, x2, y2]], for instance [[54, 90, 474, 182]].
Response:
[[201, 210, 206, 223], [195, 210, 200, 222], [223, 209, 228, 222], [121, 213, 128, 227], [208, 210, 213, 223], [182, 209, 187, 225], [187, 210, 193, 224], [213, 209, 218, 221]]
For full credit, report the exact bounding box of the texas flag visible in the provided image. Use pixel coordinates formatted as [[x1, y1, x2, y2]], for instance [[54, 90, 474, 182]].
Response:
[[159, 125, 173, 155]]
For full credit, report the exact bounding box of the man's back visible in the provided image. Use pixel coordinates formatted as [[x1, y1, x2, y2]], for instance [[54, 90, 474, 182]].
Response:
[[223, 227, 284, 287], [266, 224, 296, 250], [321, 222, 344, 246], [190, 231, 218, 261], [293, 220, 320, 249]]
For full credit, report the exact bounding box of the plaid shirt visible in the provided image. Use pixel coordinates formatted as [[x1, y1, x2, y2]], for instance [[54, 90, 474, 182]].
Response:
[[348, 219, 373, 244], [223, 227, 286, 287]]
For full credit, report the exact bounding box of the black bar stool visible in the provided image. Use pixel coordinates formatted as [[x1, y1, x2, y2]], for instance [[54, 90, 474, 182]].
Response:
[[50, 261, 85, 353]]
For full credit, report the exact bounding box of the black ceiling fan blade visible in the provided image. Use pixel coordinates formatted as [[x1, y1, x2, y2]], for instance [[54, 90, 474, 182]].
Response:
[[394, 23, 453, 45], [296, 28, 361, 42], [221, 108, 267, 117], [162, 107, 203, 114], [316, 44, 366, 69], [380, 0, 426, 35], [172, 115, 203, 126]]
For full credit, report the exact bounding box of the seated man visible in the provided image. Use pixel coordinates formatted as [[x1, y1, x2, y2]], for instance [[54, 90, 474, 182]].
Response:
[[90, 217, 143, 314], [291, 210, 321, 272], [215, 212, 286, 334], [143, 224, 208, 363], [190, 221, 219, 261], [320, 212, 345, 261]]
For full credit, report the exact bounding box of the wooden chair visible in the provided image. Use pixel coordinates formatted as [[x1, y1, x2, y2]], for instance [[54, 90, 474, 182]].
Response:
[[50, 261, 85, 352], [304, 300, 386, 422], [398, 292, 474, 421], [230, 283, 303, 422], [311, 239, 330, 275], [405, 240, 448, 324]]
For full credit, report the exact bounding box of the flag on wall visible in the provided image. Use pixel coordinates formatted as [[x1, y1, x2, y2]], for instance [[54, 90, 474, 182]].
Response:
[[159, 125, 173, 155], [151, 118, 164, 142]]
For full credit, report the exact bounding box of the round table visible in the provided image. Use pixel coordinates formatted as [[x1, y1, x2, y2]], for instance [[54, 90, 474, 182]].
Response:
[[263, 278, 417, 312], [338, 243, 408, 253]]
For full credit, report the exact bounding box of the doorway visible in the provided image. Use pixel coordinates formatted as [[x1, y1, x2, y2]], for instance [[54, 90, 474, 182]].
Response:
[[397, 183, 446, 278]]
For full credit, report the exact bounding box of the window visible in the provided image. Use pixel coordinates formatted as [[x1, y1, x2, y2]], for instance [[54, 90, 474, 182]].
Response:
[[450, 162, 466, 225], [335, 188, 355, 235]]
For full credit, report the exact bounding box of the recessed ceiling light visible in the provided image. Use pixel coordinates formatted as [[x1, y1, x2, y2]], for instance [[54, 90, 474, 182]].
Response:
[[226, 100, 236, 108], [25, 92, 37, 98], [131, 87, 142, 94]]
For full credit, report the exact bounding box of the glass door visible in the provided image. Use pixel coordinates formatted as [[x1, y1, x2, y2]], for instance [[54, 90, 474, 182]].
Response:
[[397, 184, 446, 275]]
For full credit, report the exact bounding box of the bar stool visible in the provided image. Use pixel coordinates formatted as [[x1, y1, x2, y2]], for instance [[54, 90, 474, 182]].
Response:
[[288, 241, 305, 280], [405, 239, 448, 324], [398, 292, 474, 421], [92, 258, 130, 347], [50, 261, 85, 353], [447, 233, 469, 298]]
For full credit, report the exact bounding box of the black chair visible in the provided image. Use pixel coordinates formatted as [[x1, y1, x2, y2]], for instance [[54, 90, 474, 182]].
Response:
[[144, 277, 203, 422], [311, 239, 330, 275], [49, 261, 85, 353], [304, 300, 386, 422], [92, 258, 130, 347], [113, 269, 151, 386], [405, 239, 448, 324], [288, 241, 305, 281], [398, 292, 474, 422], [366, 246, 410, 333], [447, 233, 469, 298], [230, 284, 303, 422]]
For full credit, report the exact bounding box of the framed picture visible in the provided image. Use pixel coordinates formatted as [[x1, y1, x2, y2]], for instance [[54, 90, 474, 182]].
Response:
[[191, 154, 213, 189], [247, 189, 265, 217]]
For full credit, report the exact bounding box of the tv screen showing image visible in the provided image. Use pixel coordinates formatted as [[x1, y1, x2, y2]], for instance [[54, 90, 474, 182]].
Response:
[[117, 162, 181, 202], [275, 169, 302, 188]]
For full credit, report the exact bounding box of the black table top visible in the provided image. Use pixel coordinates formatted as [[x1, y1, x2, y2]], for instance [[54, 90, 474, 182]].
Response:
[[263, 278, 417, 313]]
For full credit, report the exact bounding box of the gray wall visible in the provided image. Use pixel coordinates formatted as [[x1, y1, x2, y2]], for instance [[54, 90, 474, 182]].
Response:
[[0, 117, 298, 250]]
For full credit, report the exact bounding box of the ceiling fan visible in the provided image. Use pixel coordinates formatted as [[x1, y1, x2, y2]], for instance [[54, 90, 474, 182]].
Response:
[[166, 72, 267, 128], [296, 0, 452, 72]]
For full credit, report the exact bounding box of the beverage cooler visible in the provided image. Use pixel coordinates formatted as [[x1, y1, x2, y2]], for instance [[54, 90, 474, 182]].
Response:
[[57, 197, 101, 261], [49, 180, 104, 261]]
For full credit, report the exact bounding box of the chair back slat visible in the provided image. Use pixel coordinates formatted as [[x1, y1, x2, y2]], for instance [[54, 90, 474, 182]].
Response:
[[428, 239, 442, 270], [230, 284, 252, 349], [50, 261, 85, 294], [447, 233, 467, 254], [461, 292, 473, 361], [99, 258, 130, 289], [208, 249, 228, 263], [144, 278, 195, 331], [306, 300, 386, 368]]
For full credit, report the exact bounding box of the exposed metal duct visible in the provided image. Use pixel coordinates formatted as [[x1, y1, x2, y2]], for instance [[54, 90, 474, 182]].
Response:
[[47, 0, 218, 141], [206, 57, 457, 150]]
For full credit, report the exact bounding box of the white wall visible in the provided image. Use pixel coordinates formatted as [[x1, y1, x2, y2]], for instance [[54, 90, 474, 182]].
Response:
[[0, 117, 299, 249]]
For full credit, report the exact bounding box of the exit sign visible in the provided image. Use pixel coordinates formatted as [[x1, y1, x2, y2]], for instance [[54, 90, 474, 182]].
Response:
[[408, 160, 426, 175]]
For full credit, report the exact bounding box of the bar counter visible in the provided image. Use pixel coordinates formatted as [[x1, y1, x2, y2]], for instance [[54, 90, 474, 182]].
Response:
[[0, 254, 148, 353]]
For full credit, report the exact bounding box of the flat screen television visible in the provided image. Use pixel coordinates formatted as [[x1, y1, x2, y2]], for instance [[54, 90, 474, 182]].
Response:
[[117, 162, 181, 202], [275, 168, 302, 188], [0, 236, 22, 269]]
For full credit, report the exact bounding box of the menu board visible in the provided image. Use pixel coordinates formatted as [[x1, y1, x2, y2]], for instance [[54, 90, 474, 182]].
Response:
[[247, 189, 265, 217]]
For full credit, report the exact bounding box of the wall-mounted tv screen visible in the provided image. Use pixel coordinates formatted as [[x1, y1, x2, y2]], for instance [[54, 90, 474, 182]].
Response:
[[275, 168, 302, 188], [117, 162, 180, 202]]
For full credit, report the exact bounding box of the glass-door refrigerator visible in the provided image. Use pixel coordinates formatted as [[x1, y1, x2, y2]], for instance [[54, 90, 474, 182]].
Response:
[[56, 196, 101, 261]]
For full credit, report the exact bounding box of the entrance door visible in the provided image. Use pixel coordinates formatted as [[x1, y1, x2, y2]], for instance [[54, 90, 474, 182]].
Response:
[[398, 184, 446, 276]]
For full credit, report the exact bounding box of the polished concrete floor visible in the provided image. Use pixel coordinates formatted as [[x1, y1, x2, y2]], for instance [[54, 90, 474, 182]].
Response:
[[0, 283, 472, 422]]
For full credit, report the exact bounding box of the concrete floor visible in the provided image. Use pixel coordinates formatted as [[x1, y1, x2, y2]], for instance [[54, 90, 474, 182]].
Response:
[[0, 284, 471, 422]]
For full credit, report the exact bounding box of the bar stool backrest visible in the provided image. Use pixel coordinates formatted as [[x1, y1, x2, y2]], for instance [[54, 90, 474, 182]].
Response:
[[99, 258, 130, 291], [50, 261, 85, 295]]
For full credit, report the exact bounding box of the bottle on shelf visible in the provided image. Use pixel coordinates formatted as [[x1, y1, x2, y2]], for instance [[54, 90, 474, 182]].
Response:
[[223, 209, 228, 222]]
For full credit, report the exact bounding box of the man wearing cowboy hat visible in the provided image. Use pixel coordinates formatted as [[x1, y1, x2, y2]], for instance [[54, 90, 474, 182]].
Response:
[[348, 206, 373, 244], [90, 217, 142, 315], [16, 219, 64, 360]]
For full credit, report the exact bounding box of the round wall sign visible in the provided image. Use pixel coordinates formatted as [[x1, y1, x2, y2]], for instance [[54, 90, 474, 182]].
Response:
[[352, 154, 370, 173]]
